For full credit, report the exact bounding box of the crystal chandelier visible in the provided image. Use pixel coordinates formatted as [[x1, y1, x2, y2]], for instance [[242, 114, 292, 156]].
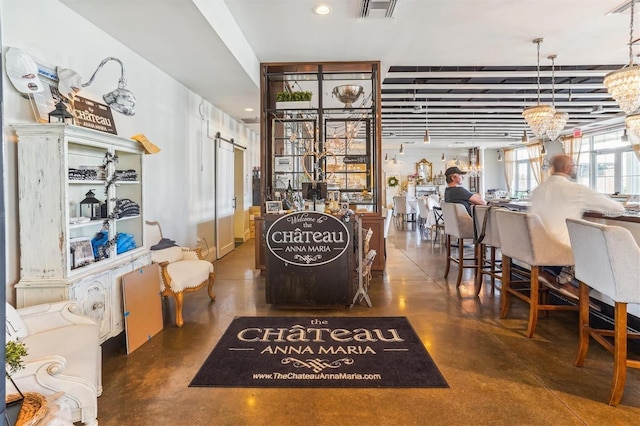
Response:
[[522, 38, 555, 138], [604, 0, 640, 114], [626, 112, 640, 139], [546, 54, 569, 140]]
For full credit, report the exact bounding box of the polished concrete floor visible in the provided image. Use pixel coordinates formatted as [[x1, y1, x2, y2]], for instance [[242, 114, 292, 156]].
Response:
[[99, 224, 640, 425]]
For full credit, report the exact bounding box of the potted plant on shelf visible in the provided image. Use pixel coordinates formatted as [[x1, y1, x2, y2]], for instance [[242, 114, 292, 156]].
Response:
[[5, 340, 28, 425], [275, 90, 313, 109]]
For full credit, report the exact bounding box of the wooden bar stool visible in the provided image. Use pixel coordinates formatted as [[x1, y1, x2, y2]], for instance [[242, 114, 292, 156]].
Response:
[[441, 202, 479, 288], [495, 209, 578, 338], [567, 218, 640, 406], [472, 205, 504, 296]]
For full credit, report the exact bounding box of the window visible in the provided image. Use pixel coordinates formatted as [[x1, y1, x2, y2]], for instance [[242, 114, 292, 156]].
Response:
[[622, 151, 640, 194], [513, 147, 537, 196]]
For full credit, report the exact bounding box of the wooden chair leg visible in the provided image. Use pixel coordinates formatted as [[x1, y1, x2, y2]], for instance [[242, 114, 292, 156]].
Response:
[[574, 281, 591, 367], [456, 240, 464, 287], [526, 266, 540, 338], [207, 272, 216, 300], [474, 243, 485, 295], [500, 255, 511, 318], [490, 246, 497, 290], [609, 302, 628, 406], [174, 292, 185, 328], [444, 234, 451, 278]]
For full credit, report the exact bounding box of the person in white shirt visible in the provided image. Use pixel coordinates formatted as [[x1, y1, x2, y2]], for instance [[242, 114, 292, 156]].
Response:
[[531, 154, 624, 246], [531, 154, 625, 293]]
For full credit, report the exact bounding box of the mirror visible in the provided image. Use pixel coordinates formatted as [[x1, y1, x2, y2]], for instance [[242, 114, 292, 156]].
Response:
[[416, 158, 433, 183]]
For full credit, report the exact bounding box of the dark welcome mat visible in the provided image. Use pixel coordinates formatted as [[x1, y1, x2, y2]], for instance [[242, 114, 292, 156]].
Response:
[[190, 316, 448, 388]]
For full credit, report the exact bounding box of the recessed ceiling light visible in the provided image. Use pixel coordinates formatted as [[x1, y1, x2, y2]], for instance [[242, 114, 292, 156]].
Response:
[[244, 107, 254, 112], [313, 4, 332, 15]]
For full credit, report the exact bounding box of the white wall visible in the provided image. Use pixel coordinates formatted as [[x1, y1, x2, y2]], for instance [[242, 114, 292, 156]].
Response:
[[1, 1, 260, 303]]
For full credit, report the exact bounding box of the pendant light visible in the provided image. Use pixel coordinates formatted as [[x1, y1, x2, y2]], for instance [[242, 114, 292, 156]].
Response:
[[521, 130, 529, 143], [545, 54, 569, 141], [522, 38, 555, 138], [497, 150, 503, 162], [423, 97, 431, 143], [399, 143, 405, 154], [605, 0, 640, 115], [441, 152, 445, 161]]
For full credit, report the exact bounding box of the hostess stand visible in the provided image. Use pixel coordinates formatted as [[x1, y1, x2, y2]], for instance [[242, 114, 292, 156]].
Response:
[[263, 210, 376, 308]]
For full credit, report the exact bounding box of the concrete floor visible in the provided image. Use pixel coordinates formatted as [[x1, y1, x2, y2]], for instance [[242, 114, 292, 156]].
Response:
[[99, 224, 640, 425]]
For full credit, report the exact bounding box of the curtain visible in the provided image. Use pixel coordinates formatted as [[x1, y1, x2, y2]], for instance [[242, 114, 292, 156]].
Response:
[[503, 148, 515, 194], [562, 136, 582, 164], [633, 140, 640, 162], [526, 143, 544, 184]]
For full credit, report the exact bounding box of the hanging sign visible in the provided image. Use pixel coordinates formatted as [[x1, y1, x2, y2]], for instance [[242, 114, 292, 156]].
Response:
[[266, 212, 350, 267], [343, 155, 369, 164], [72, 96, 117, 135]]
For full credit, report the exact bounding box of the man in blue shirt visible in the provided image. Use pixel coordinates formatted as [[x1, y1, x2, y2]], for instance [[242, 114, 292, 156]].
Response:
[[443, 166, 486, 215]]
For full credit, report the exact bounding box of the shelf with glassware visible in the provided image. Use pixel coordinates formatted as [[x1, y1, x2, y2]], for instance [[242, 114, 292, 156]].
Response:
[[260, 61, 383, 269], [13, 123, 150, 342]]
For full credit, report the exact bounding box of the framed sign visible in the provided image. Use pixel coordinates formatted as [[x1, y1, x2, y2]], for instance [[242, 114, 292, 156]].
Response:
[[72, 96, 118, 135], [265, 201, 282, 214]]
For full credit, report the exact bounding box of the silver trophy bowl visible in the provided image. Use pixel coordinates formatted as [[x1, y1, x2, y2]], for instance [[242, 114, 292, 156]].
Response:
[[332, 85, 364, 108]]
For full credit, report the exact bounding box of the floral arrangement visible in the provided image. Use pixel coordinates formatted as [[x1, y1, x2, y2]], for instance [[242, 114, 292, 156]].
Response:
[[387, 176, 399, 187], [6, 340, 28, 375]]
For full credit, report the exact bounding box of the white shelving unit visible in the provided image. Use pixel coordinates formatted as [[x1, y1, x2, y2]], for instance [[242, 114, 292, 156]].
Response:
[[13, 123, 150, 342]]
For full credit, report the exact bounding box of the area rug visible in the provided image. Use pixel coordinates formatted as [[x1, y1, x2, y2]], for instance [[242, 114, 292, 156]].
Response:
[[189, 316, 448, 388]]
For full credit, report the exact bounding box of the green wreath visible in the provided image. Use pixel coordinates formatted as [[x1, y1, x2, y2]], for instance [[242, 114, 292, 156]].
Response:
[[387, 176, 399, 187]]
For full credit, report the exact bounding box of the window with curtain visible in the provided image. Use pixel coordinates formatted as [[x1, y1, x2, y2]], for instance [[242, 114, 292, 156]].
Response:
[[513, 147, 537, 196]]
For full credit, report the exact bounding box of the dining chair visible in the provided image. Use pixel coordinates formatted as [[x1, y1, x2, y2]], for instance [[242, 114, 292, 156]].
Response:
[[495, 210, 577, 338], [417, 198, 432, 240], [441, 202, 479, 288], [393, 196, 409, 229], [431, 205, 445, 248], [472, 205, 504, 296], [566, 218, 640, 406]]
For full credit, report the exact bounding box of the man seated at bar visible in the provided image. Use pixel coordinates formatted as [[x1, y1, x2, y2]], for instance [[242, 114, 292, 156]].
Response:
[[444, 166, 487, 215], [531, 154, 625, 290]]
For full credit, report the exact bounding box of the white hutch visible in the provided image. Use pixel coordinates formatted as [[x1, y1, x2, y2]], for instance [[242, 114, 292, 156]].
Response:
[[13, 124, 150, 342]]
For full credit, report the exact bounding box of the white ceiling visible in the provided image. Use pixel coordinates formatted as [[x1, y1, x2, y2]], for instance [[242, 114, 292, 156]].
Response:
[[60, 0, 634, 149]]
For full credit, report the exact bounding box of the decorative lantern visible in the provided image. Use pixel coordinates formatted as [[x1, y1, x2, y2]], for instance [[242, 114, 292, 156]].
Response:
[[48, 100, 75, 124], [80, 189, 101, 220]]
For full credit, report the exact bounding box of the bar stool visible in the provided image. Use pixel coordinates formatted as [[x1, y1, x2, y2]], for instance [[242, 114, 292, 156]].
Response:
[[441, 202, 479, 288], [495, 209, 578, 338], [472, 205, 503, 296], [566, 218, 640, 406]]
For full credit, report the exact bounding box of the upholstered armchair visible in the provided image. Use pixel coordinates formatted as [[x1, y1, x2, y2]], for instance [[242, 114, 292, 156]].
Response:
[[146, 221, 215, 327], [5, 301, 101, 426]]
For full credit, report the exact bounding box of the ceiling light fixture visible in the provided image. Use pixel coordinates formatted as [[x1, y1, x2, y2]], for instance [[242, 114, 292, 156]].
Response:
[[313, 4, 332, 15], [441, 152, 445, 161], [605, 0, 640, 114], [546, 54, 569, 141], [521, 130, 530, 143], [497, 150, 503, 162], [423, 96, 431, 143], [399, 143, 405, 154], [522, 38, 555, 138], [621, 128, 629, 142], [385, 152, 389, 161]]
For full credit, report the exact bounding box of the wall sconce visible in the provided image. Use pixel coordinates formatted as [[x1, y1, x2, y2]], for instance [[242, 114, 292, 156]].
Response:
[[384, 153, 388, 161], [48, 101, 75, 124], [82, 57, 136, 116], [497, 150, 503, 162]]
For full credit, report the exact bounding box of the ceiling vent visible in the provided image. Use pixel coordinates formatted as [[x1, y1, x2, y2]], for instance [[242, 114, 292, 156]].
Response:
[[359, 0, 399, 19]]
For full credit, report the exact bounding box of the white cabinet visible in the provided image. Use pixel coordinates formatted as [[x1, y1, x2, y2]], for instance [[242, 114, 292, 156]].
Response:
[[13, 123, 151, 342]]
